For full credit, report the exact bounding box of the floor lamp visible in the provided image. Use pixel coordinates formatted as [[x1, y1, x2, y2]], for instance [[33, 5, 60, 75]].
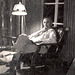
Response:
[[12, 2, 27, 34]]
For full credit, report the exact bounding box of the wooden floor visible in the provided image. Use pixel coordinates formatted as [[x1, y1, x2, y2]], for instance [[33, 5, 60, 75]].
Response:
[[0, 56, 70, 75], [16, 65, 68, 75], [0, 64, 68, 75], [66, 58, 75, 75]]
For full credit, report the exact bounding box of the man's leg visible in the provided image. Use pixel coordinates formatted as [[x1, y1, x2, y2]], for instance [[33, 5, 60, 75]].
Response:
[[13, 34, 32, 52]]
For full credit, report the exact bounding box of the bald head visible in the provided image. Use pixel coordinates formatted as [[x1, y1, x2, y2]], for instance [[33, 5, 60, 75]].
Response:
[[43, 17, 52, 28]]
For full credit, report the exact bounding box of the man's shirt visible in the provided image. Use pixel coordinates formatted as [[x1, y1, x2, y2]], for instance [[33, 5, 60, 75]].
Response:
[[30, 28, 57, 44]]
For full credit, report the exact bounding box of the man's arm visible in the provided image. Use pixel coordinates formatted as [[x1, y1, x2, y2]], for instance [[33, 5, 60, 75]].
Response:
[[28, 27, 46, 39]]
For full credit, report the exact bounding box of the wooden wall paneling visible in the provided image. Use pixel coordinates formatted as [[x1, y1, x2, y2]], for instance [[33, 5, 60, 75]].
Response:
[[25, 0, 43, 35], [7, 0, 13, 45], [1, 0, 8, 45], [0, 1, 2, 45], [61, 0, 75, 63]]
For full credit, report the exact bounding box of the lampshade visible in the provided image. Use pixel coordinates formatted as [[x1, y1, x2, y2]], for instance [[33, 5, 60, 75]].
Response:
[[12, 2, 27, 15]]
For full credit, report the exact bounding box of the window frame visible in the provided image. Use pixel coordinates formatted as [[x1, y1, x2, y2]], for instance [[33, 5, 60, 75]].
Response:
[[44, 0, 64, 26]]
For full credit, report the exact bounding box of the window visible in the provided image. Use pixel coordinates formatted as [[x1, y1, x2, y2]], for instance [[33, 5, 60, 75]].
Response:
[[43, 0, 64, 26]]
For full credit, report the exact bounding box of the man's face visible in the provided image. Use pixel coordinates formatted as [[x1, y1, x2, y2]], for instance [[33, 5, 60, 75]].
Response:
[[43, 18, 52, 28]]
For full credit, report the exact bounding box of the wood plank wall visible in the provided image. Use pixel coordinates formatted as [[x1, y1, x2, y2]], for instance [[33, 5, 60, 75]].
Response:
[[0, 0, 43, 46], [60, 0, 75, 63], [25, 0, 43, 35], [0, 1, 2, 45]]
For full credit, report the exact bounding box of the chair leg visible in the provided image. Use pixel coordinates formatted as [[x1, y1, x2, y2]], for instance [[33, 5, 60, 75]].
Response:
[[30, 46, 41, 75]]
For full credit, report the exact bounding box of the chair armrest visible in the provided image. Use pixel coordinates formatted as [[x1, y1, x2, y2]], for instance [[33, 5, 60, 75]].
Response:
[[40, 43, 57, 45], [34, 41, 57, 45]]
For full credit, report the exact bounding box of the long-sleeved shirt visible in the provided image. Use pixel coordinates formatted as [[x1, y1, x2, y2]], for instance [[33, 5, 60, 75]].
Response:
[[29, 28, 57, 44]]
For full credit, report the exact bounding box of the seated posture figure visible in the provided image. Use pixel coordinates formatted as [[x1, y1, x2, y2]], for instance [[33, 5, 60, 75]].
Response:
[[13, 17, 57, 60]]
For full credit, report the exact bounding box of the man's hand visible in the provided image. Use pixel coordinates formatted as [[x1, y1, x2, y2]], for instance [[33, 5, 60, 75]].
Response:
[[40, 27, 48, 33]]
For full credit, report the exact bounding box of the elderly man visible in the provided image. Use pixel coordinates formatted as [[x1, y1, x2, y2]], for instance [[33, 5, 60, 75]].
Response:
[[13, 17, 57, 61], [0, 17, 57, 63]]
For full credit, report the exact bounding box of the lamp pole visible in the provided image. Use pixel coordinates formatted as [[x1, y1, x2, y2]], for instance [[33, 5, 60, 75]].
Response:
[[21, 16, 24, 34]]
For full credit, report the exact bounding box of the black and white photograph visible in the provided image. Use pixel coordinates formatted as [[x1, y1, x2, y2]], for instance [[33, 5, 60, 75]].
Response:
[[0, 0, 74, 75]]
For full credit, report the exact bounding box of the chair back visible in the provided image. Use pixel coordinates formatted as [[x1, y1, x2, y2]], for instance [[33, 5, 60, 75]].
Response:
[[48, 27, 69, 55], [56, 27, 69, 54]]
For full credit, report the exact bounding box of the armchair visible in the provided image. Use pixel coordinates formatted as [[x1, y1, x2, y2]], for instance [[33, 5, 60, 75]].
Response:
[[31, 27, 69, 67], [15, 27, 69, 75], [42, 27, 69, 66]]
